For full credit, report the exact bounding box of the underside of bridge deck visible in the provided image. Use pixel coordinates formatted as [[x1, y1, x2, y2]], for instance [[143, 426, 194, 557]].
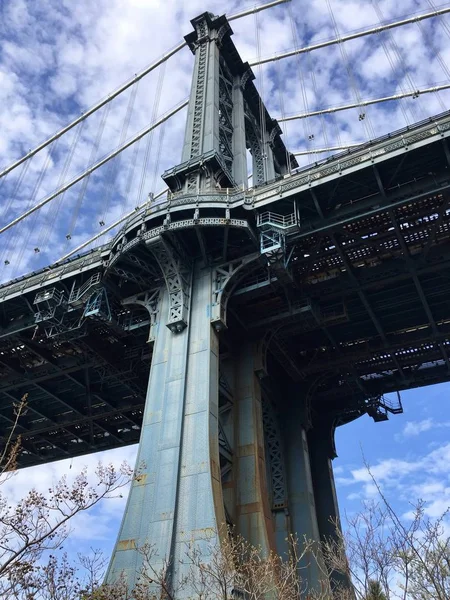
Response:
[[1, 116, 449, 469], [2, 10, 450, 596]]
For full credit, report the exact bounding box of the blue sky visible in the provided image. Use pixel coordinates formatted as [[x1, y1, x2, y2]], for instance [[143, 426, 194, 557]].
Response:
[[2, 384, 449, 565], [1, 0, 450, 573], [1, 0, 450, 279], [335, 385, 450, 520]]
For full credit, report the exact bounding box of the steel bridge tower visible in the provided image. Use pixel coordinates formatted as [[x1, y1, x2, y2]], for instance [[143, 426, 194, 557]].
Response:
[[105, 11, 340, 597], [5, 1, 450, 597], [14, 6, 450, 599]]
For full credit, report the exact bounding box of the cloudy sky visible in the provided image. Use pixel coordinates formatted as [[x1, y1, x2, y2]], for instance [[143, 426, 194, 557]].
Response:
[[1, 0, 450, 578], [1, 0, 450, 278]]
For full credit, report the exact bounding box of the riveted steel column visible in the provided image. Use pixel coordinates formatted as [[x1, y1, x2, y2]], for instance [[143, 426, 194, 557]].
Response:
[[107, 265, 226, 596], [181, 15, 222, 163], [263, 129, 276, 183], [235, 343, 275, 554], [171, 264, 226, 582], [232, 74, 248, 188], [219, 357, 237, 525], [106, 285, 191, 590], [309, 426, 352, 592], [280, 396, 326, 593], [261, 385, 291, 558]]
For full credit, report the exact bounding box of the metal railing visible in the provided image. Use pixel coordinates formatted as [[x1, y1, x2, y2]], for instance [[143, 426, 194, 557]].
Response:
[[379, 392, 403, 414], [69, 272, 101, 304], [34, 287, 65, 306], [257, 211, 297, 229]]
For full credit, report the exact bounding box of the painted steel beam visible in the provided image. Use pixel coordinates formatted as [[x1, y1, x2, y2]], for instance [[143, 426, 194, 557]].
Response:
[[0, 346, 122, 449], [0, 390, 71, 457], [18, 338, 133, 443], [331, 232, 408, 383], [288, 173, 450, 243], [387, 211, 450, 372], [371, 164, 450, 371]]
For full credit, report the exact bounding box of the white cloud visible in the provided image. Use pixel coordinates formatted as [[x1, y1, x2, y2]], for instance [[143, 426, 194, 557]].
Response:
[[337, 441, 450, 518], [0, 0, 449, 280], [398, 418, 450, 438], [403, 418, 435, 437], [0, 445, 138, 549]]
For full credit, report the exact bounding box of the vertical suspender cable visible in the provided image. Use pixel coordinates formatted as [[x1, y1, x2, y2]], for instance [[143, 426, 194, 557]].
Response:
[[137, 61, 166, 205], [99, 80, 140, 225], [39, 120, 87, 253], [306, 49, 331, 151], [1, 160, 31, 220], [124, 135, 141, 208], [426, 0, 450, 112], [255, 11, 268, 182], [415, 17, 448, 113], [7, 141, 58, 269], [427, 0, 450, 39], [287, 2, 314, 163], [371, 0, 421, 124], [274, 57, 292, 173], [325, 0, 376, 141], [0, 40, 187, 182], [0, 99, 188, 237], [89, 62, 166, 247], [150, 121, 166, 196], [64, 102, 112, 252]]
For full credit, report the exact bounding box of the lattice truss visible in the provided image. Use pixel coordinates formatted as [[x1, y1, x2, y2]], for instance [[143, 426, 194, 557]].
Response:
[[231, 133, 450, 418], [147, 237, 192, 332], [189, 27, 208, 160], [218, 365, 234, 526], [262, 388, 288, 511], [245, 107, 265, 186], [218, 60, 234, 177]]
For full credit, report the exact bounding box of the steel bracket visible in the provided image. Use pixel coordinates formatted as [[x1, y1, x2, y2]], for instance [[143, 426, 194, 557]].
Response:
[[211, 253, 258, 331], [146, 237, 192, 333], [122, 287, 162, 343]]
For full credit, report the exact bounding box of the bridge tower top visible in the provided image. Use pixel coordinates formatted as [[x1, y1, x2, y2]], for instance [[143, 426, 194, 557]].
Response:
[[162, 11, 297, 195]]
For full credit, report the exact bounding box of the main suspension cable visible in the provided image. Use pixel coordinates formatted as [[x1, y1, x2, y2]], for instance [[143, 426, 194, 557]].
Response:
[[249, 6, 450, 66], [0, 99, 188, 236], [229, 0, 290, 21], [57, 188, 169, 263], [277, 83, 450, 121], [0, 0, 291, 182], [293, 144, 362, 155], [99, 80, 140, 225]]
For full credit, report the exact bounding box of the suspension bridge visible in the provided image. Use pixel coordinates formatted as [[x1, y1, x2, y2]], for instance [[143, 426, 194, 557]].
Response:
[[1, 0, 450, 596]]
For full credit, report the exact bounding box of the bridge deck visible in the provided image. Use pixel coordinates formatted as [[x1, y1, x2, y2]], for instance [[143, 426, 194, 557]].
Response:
[[1, 111, 450, 467]]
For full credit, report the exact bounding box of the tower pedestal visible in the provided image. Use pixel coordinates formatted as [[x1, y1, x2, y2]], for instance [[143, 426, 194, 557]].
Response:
[[106, 265, 225, 593]]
